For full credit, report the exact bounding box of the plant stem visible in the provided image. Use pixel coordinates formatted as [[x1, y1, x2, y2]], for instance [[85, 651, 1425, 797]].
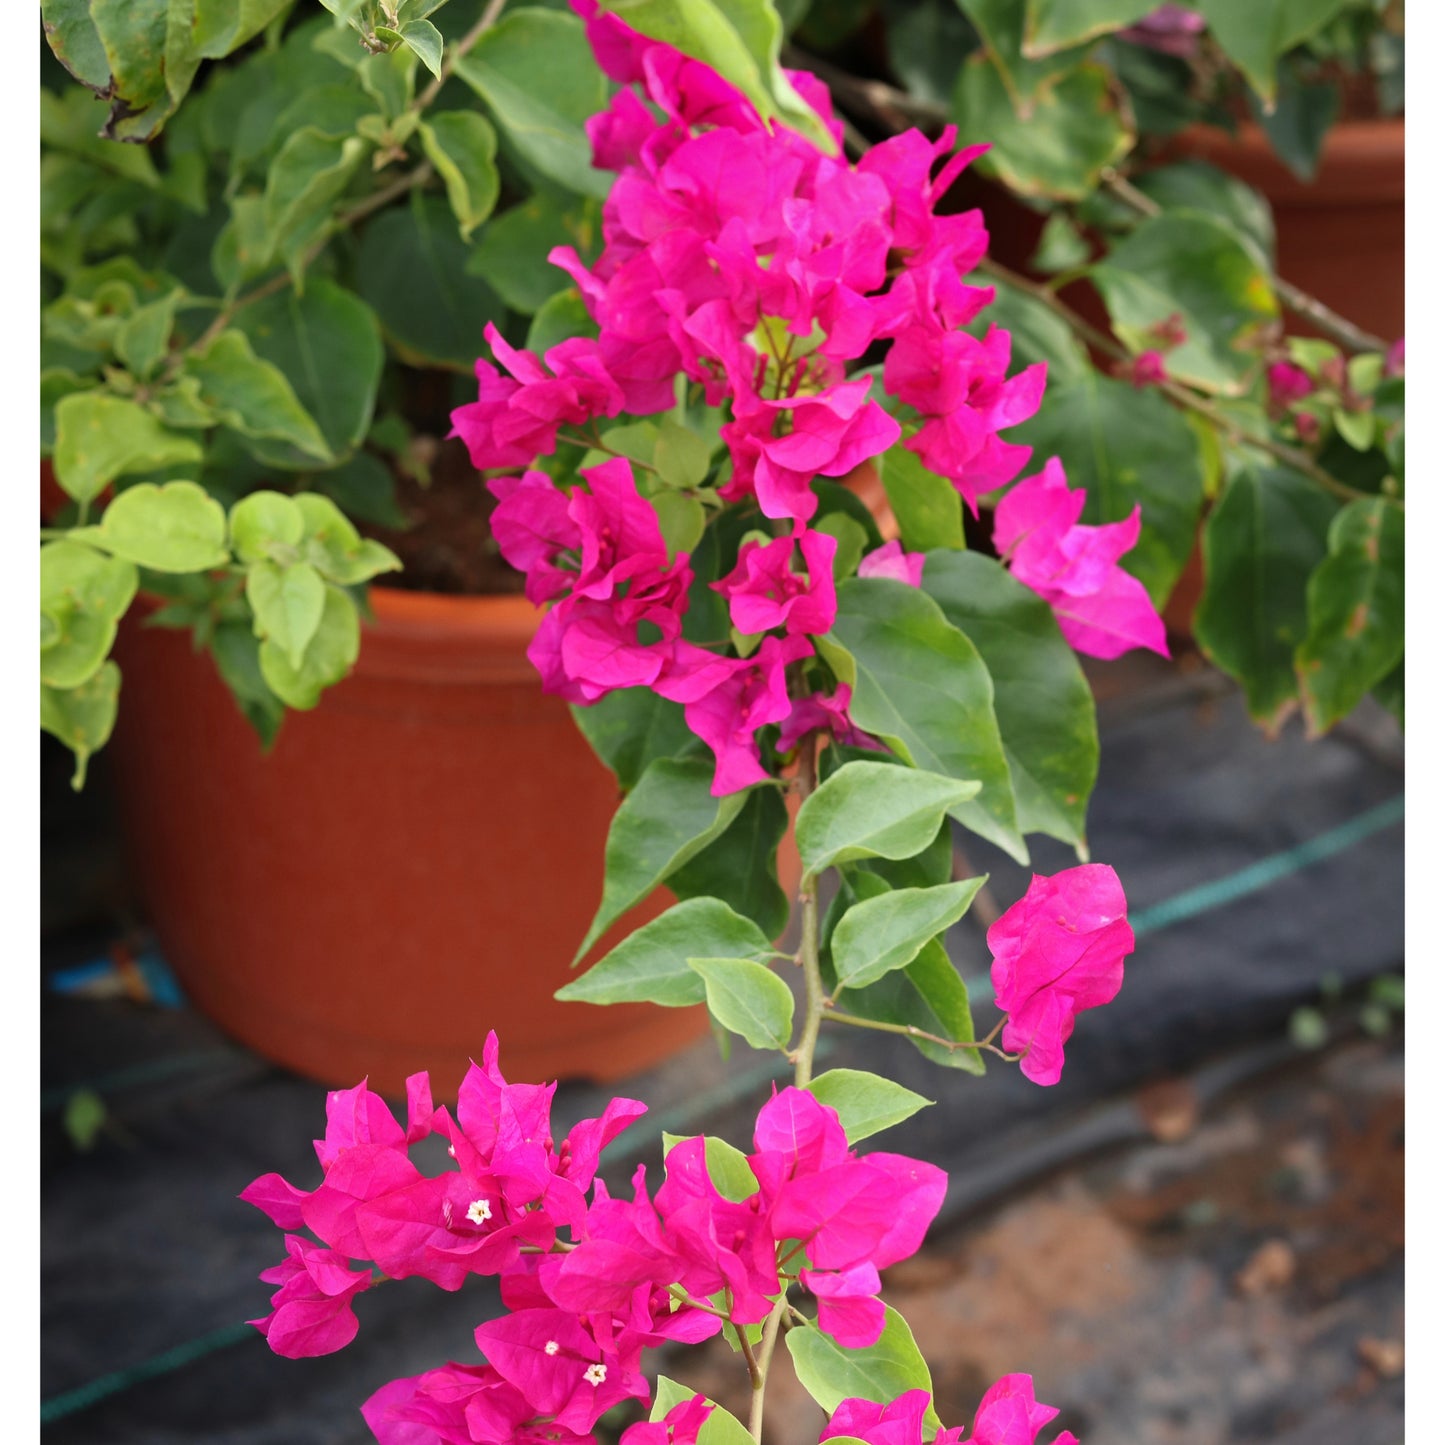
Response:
[[734, 1324, 762, 1389], [792, 736, 824, 1090], [823, 1007, 1017, 1059], [749, 1293, 791, 1444], [1099, 170, 1393, 356]]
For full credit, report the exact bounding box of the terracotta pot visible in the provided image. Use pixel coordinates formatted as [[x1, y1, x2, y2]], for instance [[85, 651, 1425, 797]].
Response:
[[108, 588, 714, 1096], [1162, 117, 1404, 344]]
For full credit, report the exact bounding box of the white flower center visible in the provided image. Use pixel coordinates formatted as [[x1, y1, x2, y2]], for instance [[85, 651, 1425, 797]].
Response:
[[544, 1341, 560, 1356], [447, 1145, 457, 1158], [466, 1198, 493, 1225], [584, 1364, 607, 1386]]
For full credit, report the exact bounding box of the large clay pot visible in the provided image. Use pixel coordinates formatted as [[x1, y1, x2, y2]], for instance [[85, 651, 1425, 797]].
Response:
[[1164, 117, 1404, 344], [108, 588, 710, 1096]]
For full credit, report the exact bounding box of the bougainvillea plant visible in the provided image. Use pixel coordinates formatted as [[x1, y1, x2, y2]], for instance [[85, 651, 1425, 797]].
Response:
[[239, 4, 1166, 1441]]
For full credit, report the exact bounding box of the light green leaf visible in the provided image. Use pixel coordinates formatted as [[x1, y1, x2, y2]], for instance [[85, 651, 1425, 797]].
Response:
[[258, 583, 361, 709], [785, 1309, 939, 1428], [74, 481, 229, 572], [247, 559, 327, 670], [574, 757, 755, 961], [880, 448, 964, 554], [41, 660, 121, 790], [230, 490, 306, 564], [649, 1382, 754, 1445], [399, 17, 444, 76], [454, 10, 611, 197], [293, 493, 402, 584], [921, 551, 1098, 850], [557, 897, 774, 1006], [826, 579, 1026, 863], [421, 112, 501, 239], [1195, 0, 1350, 104], [40, 541, 139, 690], [526, 289, 598, 355], [655, 420, 714, 490], [263, 127, 367, 275], [651, 492, 708, 557], [234, 281, 385, 466], [53, 392, 203, 504], [185, 330, 332, 462], [1134, 161, 1276, 268], [468, 193, 600, 314], [833, 879, 985, 990], [1194, 467, 1336, 728], [1090, 211, 1279, 394], [807, 1069, 933, 1143], [796, 759, 979, 878], [688, 957, 795, 1050], [1295, 497, 1404, 735]]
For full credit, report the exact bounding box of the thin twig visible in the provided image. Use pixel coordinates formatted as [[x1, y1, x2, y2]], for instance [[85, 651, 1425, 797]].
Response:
[[413, 0, 510, 111], [825, 1006, 1018, 1059]]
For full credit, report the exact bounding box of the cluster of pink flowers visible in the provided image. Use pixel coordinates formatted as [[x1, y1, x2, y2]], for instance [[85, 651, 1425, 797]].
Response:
[[824, 1380, 1078, 1445], [243, 1039, 950, 1440]]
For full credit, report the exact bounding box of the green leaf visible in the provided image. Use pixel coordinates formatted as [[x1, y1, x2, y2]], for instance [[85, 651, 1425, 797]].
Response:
[[421, 112, 501, 240], [263, 127, 368, 276], [399, 17, 444, 76], [1011, 370, 1206, 606], [293, 493, 402, 584], [234, 281, 385, 466], [570, 687, 696, 791], [468, 194, 600, 314], [1023, 0, 1157, 55], [879, 445, 964, 553], [454, 10, 611, 198], [247, 560, 327, 670], [651, 492, 708, 557], [796, 760, 979, 878], [312, 453, 407, 528], [858, 819, 954, 892], [557, 897, 773, 1006], [61, 1087, 109, 1152], [951, 0, 1090, 104], [40, 541, 139, 690], [230, 490, 305, 563], [115, 292, 180, 379], [526, 289, 598, 355], [1372, 657, 1403, 731], [574, 757, 755, 961], [53, 392, 203, 504], [835, 921, 984, 1077], [185, 330, 332, 462], [42, 0, 113, 91], [649, 1384, 754, 1445], [655, 420, 715, 490], [661, 1135, 760, 1202], [1090, 211, 1279, 394], [951, 57, 1134, 201], [1195, 0, 1350, 104], [786, 1309, 939, 1427], [668, 784, 791, 938], [825, 579, 1026, 863], [357, 194, 506, 368], [1030, 211, 1092, 274], [1194, 466, 1336, 728], [191, 0, 295, 58], [814, 513, 869, 583], [596, 0, 833, 150], [358, 47, 418, 116], [75, 481, 229, 572], [688, 957, 795, 1050], [973, 279, 1092, 383], [832, 878, 985, 989], [41, 660, 121, 790], [258, 582, 361, 709], [1295, 497, 1404, 735], [1133, 161, 1276, 268], [210, 619, 285, 747], [1251, 73, 1339, 182], [806, 1069, 933, 1143], [920, 551, 1098, 851]]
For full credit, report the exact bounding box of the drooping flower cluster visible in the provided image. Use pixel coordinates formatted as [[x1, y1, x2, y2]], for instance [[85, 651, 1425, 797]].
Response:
[[985, 864, 1136, 1086], [449, 1, 1069, 793], [244, 1044, 947, 1441], [823, 1379, 1079, 1445], [993, 458, 1169, 661]]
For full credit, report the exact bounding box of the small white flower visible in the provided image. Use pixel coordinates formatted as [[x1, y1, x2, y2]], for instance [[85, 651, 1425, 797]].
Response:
[[544, 1341, 560, 1357], [584, 1364, 607, 1386], [467, 1198, 493, 1225]]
